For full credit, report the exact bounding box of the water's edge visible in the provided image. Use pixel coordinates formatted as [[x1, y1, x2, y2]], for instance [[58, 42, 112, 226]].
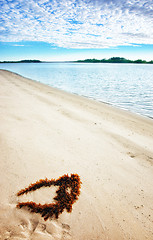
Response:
[[0, 63, 153, 119], [1, 68, 152, 122]]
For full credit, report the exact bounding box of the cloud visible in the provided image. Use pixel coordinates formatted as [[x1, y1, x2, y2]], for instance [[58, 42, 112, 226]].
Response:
[[0, 0, 153, 48], [10, 44, 25, 46]]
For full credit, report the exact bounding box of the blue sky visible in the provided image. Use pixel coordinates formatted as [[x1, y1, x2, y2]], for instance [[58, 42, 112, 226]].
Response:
[[0, 0, 153, 61]]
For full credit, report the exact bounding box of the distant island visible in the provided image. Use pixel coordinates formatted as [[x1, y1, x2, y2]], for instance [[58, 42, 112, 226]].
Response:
[[0, 60, 41, 63], [0, 58, 153, 64], [77, 57, 153, 64]]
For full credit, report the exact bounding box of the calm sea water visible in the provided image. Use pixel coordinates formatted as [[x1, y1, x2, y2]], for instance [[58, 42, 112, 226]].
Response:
[[0, 62, 153, 118]]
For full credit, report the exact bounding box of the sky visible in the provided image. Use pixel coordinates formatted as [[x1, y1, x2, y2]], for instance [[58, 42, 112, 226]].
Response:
[[0, 0, 153, 61]]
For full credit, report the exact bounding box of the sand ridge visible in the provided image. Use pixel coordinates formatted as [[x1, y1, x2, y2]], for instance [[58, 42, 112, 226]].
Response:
[[0, 69, 153, 239]]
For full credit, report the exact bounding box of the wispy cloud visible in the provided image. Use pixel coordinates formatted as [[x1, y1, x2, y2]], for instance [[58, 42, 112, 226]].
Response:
[[0, 0, 153, 48], [10, 44, 25, 46]]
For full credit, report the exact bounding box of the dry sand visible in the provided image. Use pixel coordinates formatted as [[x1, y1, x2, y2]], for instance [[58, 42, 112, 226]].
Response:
[[0, 69, 153, 240]]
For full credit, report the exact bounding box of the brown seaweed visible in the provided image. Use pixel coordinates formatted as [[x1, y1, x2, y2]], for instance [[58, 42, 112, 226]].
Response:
[[17, 174, 81, 220]]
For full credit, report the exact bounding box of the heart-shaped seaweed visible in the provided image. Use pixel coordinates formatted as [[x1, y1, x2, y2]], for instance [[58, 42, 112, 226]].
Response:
[[17, 174, 81, 221]]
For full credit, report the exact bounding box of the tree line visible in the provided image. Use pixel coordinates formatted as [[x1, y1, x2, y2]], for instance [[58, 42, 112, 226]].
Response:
[[77, 57, 153, 64]]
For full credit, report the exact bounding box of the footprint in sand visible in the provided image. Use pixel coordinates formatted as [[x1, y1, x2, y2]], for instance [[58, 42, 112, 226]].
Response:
[[0, 205, 71, 239]]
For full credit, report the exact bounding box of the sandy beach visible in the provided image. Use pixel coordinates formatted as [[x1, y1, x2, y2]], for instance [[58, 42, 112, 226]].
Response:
[[0, 69, 153, 240]]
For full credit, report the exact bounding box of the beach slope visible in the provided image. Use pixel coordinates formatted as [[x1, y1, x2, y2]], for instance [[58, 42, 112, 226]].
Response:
[[0, 69, 153, 239]]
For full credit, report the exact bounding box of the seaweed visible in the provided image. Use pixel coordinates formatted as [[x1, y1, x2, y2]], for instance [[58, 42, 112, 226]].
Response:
[[16, 174, 81, 221]]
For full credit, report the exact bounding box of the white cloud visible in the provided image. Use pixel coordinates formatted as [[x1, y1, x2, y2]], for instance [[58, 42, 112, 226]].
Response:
[[0, 0, 153, 48], [11, 44, 25, 46]]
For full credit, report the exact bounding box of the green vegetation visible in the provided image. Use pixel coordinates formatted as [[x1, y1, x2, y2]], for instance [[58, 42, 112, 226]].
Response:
[[0, 60, 41, 63], [0, 58, 153, 64], [77, 57, 153, 64]]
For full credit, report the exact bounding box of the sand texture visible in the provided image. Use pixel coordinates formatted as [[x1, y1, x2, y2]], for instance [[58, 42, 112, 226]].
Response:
[[0, 69, 153, 240]]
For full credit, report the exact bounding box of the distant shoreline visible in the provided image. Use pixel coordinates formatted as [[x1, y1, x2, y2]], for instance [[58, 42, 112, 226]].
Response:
[[76, 57, 153, 64], [0, 57, 153, 64]]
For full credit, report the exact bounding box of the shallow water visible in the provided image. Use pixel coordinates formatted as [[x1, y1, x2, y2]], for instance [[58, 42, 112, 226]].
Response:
[[0, 62, 153, 118]]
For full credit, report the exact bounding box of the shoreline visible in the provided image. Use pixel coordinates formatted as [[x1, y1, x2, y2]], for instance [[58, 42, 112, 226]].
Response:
[[0, 68, 152, 120], [0, 69, 153, 239]]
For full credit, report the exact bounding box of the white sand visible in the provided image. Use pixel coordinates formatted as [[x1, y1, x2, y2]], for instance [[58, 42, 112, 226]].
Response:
[[0, 69, 153, 240]]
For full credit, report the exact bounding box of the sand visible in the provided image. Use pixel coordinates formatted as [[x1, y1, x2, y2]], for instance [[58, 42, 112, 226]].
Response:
[[0, 69, 153, 240]]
